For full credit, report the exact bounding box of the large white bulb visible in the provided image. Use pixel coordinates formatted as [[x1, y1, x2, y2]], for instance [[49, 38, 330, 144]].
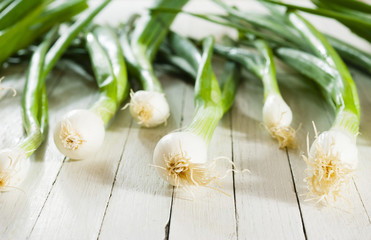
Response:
[[305, 128, 358, 202], [0, 148, 28, 191], [309, 129, 358, 169], [130, 90, 170, 128], [53, 109, 105, 160], [263, 93, 292, 128], [153, 132, 208, 186]]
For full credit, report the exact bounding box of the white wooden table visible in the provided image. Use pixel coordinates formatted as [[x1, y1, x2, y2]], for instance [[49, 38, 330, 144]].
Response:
[[1, 1, 371, 239]]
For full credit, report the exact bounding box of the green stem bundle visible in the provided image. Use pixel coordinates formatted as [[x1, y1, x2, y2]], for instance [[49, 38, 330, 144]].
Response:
[[0, 0, 89, 66], [120, 0, 188, 127], [153, 34, 240, 188]]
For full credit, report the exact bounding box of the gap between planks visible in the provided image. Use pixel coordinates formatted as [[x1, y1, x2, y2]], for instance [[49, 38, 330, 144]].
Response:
[[96, 119, 134, 240], [163, 83, 189, 240]]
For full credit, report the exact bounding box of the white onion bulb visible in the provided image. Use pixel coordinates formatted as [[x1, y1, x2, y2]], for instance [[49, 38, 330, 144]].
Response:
[[309, 129, 358, 169], [153, 132, 208, 186], [262, 93, 296, 148], [53, 109, 105, 160], [130, 90, 170, 128], [305, 128, 358, 201], [0, 148, 28, 191], [263, 93, 292, 128]]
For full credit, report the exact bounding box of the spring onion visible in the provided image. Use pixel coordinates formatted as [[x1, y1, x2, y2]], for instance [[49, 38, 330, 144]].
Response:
[[280, 12, 360, 203], [54, 24, 129, 160], [0, 27, 57, 191], [120, 0, 188, 128], [153, 35, 240, 187], [213, 39, 296, 148]]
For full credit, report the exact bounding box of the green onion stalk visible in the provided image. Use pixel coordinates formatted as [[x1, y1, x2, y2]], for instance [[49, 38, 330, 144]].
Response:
[[153, 35, 240, 188], [277, 12, 360, 204], [0, 28, 57, 191], [53, 24, 129, 160], [0, 1, 109, 190], [120, 0, 188, 128], [0, 0, 89, 67], [0, 0, 43, 30], [212, 0, 371, 76], [259, 0, 371, 42], [214, 38, 297, 149]]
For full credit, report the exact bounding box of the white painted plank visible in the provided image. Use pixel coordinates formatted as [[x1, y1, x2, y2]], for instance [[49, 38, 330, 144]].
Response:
[[0, 66, 27, 148], [98, 75, 185, 240], [168, 81, 237, 240], [231, 75, 305, 240], [280, 71, 371, 239], [0, 68, 98, 240]]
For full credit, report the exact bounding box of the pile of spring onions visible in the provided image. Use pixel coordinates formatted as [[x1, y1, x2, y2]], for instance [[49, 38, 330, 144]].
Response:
[[204, 0, 364, 203], [0, 0, 110, 190], [149, 0, 370, 203], [0, 0, 370, 206]]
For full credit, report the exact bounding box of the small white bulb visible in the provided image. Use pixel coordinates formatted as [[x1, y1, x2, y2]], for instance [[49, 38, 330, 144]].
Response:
[[310, 129, 358, 169], [263, 93, 292, 128], [130, 90, 170, 128], [153, 132, 208, 186], [0, 148, 28, 191], [53, 109, 105, 160]]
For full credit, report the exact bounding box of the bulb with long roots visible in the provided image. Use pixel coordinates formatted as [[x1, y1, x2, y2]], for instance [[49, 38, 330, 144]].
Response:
[[54, 109, 105, 160], [153, 132, 220, 187], [129, 90, 170, 128], [0, 148, 29, 191], [304, 129, 357, 203], [263, 94, 297, 148]]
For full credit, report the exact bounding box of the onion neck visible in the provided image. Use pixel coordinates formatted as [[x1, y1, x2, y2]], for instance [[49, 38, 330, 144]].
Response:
[[90, 95, 117, 126], [186, 104, 224, 144], [332, 108, 359, 139], [17, 128, 44, 158]]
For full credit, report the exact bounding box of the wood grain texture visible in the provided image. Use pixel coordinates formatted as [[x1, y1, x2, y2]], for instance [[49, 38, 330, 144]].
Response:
[[231, 75, 306, 240]]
